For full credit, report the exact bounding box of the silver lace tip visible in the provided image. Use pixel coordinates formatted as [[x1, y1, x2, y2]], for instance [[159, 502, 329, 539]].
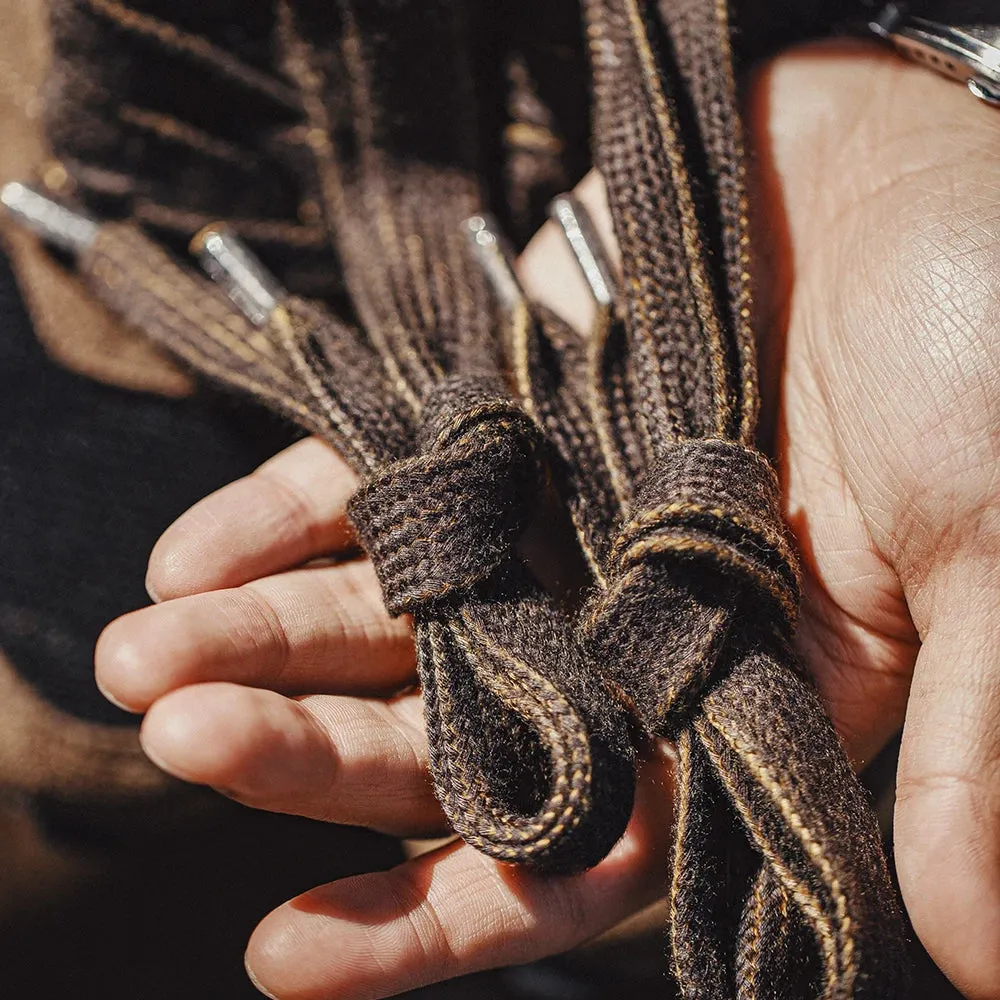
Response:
[[547, 194, 617, 309], [868, 3, 903, 41], [191, 225, 286, 326], [463, 214, 525, 313], [0, 182, 99, 254]]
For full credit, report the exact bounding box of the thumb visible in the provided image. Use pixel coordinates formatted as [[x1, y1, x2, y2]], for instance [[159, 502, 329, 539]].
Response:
[[894, 565, 1000, 1000]]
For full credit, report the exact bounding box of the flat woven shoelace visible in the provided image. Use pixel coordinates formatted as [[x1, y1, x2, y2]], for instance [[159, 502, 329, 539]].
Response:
[[518, 1, 908, 996], [27, 0, 907, 995], [42, 0, 637, 873]]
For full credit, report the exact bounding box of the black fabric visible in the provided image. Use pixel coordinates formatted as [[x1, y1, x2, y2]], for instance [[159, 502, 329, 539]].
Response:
[[877, 0, 995, 19], [0, 247, 296, 726]]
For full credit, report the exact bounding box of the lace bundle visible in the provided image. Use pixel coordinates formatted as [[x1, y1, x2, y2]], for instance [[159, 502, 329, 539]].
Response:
[[523, 2, 907, 994], [7, 0, 907, 995]]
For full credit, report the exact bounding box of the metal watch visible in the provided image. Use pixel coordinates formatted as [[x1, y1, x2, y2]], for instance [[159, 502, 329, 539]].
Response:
[[869, 3, 1000, 106]]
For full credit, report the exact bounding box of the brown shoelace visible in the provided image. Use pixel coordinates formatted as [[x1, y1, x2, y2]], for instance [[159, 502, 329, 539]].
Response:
[[11, 0, 908, 995], [35, 0, 639, 873], [519, 1, 907, 995]]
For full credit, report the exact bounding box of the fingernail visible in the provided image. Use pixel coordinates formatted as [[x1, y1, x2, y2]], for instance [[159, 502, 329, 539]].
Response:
[[137, 732, 177, 777], [145, 574, 162, 604], [95, 675, 140, 714], [245, 956, 279, 1000]]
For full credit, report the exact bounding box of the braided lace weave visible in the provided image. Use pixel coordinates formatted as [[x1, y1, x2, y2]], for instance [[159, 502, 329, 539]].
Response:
[[43, 0, 637, 873]]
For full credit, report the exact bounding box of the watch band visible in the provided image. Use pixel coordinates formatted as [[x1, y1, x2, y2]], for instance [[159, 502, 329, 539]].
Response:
[[868, 3, 1000, 105]]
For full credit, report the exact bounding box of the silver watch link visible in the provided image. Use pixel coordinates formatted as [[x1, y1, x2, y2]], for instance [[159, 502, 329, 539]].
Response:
[[869, 3, 1000, 106]]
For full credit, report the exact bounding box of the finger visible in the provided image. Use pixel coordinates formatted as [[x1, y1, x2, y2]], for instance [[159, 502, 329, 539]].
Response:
[[517, 169, 619, 337], [894, 577, 1000, 1000], [139, 683, 444, 836], [147, 437, 359, 601], [245, 748, 674, 1000], [96, 560, 414, 712]]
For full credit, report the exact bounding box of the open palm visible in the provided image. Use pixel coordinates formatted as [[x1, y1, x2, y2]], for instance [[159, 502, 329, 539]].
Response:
[[96, 43, 1000, 1000], [753, 43, 1000, 1000]]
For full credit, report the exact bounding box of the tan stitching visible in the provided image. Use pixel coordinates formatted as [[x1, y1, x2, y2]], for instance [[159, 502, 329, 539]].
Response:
[[698, 711, 858, 997], [622, 0, 732, 438], [117, 104, 255, 167], [80, 0, 299, 108]]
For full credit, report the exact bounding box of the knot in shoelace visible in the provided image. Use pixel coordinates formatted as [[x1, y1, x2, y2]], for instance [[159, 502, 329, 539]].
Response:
[[8, 0, 910, 992], [350, 374, 543, 617], [25, 0, 641, 879], [584, 439, 800, 734], [612, 440, 800, 630]]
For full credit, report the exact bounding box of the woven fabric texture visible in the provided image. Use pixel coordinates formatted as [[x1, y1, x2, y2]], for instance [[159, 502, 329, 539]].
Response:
[[519, 1, 907, 995], [70, 0, 638, 875], [30, 0, 912, 995]]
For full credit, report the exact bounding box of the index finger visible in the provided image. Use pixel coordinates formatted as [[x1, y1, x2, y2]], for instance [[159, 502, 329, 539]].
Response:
[[147, 437, 359, 601]]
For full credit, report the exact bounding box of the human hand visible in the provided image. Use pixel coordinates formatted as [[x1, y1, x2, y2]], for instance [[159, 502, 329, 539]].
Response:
[[746, 42, 1000, 1000], [95, 40, 1000, 1000], [94, 279, 673, 999]]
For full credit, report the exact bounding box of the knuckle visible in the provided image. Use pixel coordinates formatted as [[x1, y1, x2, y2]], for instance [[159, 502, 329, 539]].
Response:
[[253, 464, 327, 553], [383, 867, 461, 972], [372, 703, 430, 787], [543, 878, 591, 946], [296, 697, 429, 830], [312, 564, 413, 667], [225, 585, 293, 685], [896, 767, 1000, 812]]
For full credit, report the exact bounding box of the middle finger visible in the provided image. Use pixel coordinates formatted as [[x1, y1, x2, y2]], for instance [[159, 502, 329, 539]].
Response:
[[96, 559, 414, 712]]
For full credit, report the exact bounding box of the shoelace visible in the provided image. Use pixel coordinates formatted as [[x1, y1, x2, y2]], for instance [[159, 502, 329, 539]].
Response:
[[5, 0, 909, 995], [12, 0, 638, 873], [516, 1, 907, 995]]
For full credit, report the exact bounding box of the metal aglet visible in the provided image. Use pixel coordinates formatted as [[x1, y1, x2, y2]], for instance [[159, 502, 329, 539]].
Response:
[[463, 214, 526, 314], [190, 225, 287, 326], [547, 193, 617, 309], [1, 182, 99, 255], [868, 6, 1000, 109]]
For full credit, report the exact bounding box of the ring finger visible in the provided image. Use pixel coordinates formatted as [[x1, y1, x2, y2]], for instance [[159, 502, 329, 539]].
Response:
[[140, 682, 445, 836]]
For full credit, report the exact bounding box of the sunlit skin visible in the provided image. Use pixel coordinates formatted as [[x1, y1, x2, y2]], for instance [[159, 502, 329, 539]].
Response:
[[96, 44, 1000, 999]]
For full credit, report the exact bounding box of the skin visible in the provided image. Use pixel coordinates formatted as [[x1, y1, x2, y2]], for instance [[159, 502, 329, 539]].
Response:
[[95, 44, 1000, 999]]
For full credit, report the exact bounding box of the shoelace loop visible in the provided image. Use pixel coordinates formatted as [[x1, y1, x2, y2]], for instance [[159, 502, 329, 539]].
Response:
[[582, 439, 799, 734], [613, 440, 800, 628], [350, 374, 543, 618]]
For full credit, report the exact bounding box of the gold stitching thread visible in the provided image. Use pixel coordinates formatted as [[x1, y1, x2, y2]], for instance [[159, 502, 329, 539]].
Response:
[[699, 711, 858, 996], [587, 306, 631, 509], [695, 716, 842, 990], [117, 104, 255, 167], [622, 0, 732, 439], [276, 0, 423, 417], [80, 0, 298, 108], [711, 0, 758, 444], [668, 730, 697, 988], [450, 616, 593, 851], [611, 497, 798, 572]]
